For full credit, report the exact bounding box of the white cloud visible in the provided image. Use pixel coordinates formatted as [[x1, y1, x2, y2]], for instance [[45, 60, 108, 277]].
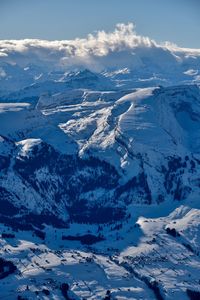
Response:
[[0, 23, 199, 72]]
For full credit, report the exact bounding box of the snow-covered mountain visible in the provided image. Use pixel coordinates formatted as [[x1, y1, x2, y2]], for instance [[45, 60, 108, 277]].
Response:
[[1, 84, 200, 225], [0, 24, 200, 299], [0, 23, 200, 95]]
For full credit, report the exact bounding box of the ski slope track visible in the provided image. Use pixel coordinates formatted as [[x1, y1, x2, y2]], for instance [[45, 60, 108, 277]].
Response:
[[0, 24, 200, 299]]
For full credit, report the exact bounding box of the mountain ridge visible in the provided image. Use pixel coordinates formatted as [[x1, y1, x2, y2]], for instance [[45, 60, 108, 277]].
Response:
[[0, 24, 200, 299]]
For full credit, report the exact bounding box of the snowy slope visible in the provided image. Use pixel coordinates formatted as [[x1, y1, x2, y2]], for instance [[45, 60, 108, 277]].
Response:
[[0, 204, 200, 299], [1, 23, 200, 300], [0, 85, 200, 224]]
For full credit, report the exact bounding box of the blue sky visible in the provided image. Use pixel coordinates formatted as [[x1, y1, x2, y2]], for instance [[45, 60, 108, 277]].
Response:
[[0, 0, 199, 48]]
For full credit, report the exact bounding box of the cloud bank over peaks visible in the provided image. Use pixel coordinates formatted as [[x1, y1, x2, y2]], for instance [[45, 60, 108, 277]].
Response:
[[0, 23, 200, 74], [0, 23, 163, 69]]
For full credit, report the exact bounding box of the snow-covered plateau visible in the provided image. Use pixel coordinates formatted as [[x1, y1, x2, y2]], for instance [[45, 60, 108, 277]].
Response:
[[0, 24, 200, 299]]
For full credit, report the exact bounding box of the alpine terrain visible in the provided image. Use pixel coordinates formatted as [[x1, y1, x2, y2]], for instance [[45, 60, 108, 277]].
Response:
[[0, 24, 200, 300]]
